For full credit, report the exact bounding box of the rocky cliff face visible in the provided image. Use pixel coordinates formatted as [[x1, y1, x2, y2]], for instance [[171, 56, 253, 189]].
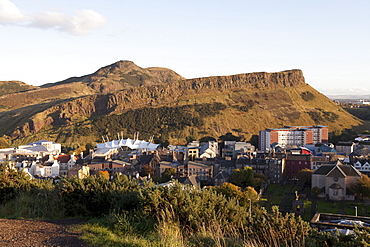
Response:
[[5, 69, 304, 137], [0, 63, 361, 145], [36, 69, 307, 120]]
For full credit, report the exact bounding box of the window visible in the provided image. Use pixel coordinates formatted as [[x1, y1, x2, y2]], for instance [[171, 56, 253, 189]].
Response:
[[333, 190, 338, 197]]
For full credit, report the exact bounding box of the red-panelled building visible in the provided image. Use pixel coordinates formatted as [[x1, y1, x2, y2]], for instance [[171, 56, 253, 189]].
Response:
[[259, 125, 328, 152], [285, 154, 312, 179]]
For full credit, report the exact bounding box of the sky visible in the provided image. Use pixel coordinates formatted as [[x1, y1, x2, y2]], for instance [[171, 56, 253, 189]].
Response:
[[0, 0, 369, 96]]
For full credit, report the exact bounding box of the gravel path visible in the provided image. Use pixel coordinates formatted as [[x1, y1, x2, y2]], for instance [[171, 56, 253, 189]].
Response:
[[0, 218, 90, 247]]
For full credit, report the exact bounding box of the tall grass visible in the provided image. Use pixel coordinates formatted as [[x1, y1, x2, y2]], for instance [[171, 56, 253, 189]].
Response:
[[3, 172, 367, 246]]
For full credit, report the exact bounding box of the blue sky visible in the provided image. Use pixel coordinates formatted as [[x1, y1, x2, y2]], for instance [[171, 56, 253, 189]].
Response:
[[0, 0, 369, 95]]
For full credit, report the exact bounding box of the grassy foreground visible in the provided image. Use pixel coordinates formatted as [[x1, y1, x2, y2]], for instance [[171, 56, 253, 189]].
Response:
[[2, 167, 370, 246]]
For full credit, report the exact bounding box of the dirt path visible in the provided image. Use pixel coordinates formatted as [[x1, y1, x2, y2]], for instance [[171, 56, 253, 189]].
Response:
[[0, 218, 90, 247]]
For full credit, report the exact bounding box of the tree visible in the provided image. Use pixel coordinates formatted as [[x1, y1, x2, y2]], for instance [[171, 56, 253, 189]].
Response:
[[296, 168, 313, 186], [214, 182, 258, 206], [219, 132, 241, 142], [98, 170, 110, 180], [351, 174, 370, 199], [161, 168, 177, 183], [249, 135, 259, 148], [199, 136, 216, 142], [251, 177, 264, 190], [311, 186, 321, 197], [140, 164, 154, 177], [231, 166, 254, 188], [185, 136, 196, 144]]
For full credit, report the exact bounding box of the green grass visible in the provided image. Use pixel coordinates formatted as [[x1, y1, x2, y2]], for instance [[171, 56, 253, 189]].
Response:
[[271, 198, 281, 205], [316, 201, 340, 214], [302, 200, 312, 221], [261, 183, 300, 212], [342, 202, 370, 217], [76, 223, 158, 247]]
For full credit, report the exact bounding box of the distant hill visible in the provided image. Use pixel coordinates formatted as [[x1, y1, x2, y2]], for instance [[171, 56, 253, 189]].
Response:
[[0, 62, 362, 147], [328, 95, 370, 100]]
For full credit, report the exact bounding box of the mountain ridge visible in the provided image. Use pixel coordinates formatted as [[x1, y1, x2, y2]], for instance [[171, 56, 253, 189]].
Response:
[[0, 61, 184, 112], [0, 64, 362, 146], [40, 60, 185, 91]]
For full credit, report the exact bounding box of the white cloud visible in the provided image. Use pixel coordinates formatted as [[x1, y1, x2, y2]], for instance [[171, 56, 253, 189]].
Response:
[[31, 9, 106, 35], [0, 0, 106, 35], [69, 10, 106, 35], [0, 0, 27, 23]]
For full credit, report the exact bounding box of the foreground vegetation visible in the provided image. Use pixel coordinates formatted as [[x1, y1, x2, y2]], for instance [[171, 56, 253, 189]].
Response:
[[1, 165, 370, 246]]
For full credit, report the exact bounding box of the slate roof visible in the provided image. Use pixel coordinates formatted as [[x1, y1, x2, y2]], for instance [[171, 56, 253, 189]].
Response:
[[313, 165, 336, 175], [215, 158, 237, 168], [214, 170, 230, 180], [91, 157, 106, 163], [313, 164, 361, 178], [336, 142, 354, 147], [327, 167, 346, 178], [338, 165, 362, 177], [236, 157, 251, 165], [173, 176, 199, 187], [319, 145, 338, 153]]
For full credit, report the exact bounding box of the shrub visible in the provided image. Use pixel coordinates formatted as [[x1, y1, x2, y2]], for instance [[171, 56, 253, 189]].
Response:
[[300, 91, 316, 101], [307, 109, 339, 123], [91, 102, 227, 139]]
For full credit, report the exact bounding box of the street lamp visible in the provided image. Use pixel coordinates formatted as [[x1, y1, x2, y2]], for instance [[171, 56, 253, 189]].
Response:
[[248, 198, 251, 217]]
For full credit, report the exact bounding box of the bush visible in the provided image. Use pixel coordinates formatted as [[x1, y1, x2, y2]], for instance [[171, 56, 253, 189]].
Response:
[[300, 91, 316, 101], [307, 109, 339, 124]]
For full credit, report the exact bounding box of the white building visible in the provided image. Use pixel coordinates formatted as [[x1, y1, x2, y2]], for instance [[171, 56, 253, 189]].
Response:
[[199, 141, 218, 159], [19, 140, 61, 155]]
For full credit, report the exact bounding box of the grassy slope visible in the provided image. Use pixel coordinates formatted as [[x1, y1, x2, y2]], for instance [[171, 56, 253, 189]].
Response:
[[9, 82, 361, 147], [161, 83, 360, 143]]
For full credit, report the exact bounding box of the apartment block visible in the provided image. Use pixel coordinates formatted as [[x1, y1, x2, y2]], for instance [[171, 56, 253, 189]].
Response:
[[259, 125, 328, 151]]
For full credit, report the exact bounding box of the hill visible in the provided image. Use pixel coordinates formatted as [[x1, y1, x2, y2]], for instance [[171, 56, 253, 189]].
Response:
[[328, 95, 370, 100], [0, 63, 362, 147], [0, 61, 184, 112]]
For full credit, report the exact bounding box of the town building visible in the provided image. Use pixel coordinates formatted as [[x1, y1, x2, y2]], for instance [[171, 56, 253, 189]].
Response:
[[58, 154, 81, 176], [68, 165, 90, 179], [312, 162, 361, 201], [285, 154, 312, 179], [336, 142, 355, 156], [18, 140, 61, 155], [311, 156, 331, 171], [187, 141, 200, 160], [259, 126, 328, 152], [199, 141, 218, 159], [221, 141, 255, 158], [177, 161, 213, 182]]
